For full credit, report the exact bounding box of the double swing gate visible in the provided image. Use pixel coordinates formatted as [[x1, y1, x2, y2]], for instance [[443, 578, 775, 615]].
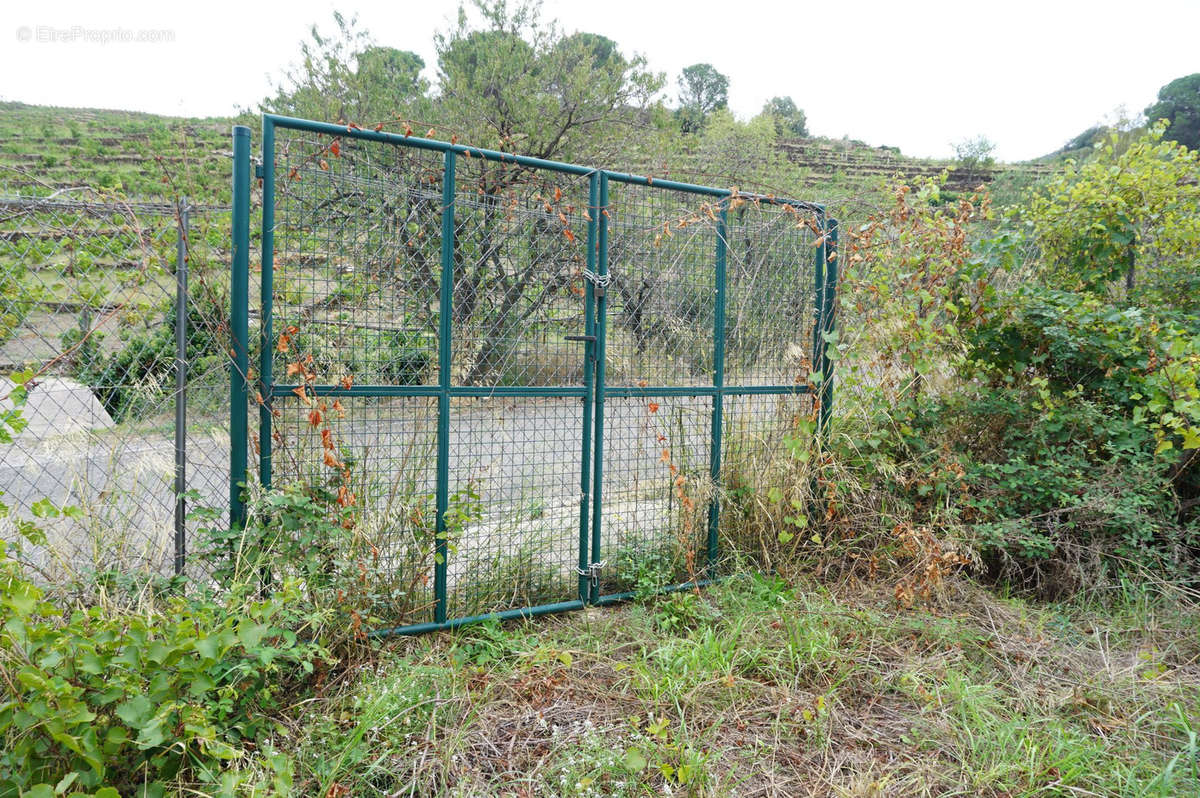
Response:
[[230, 116, 837, 634]]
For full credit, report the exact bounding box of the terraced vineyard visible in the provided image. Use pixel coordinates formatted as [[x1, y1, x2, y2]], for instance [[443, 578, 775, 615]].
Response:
[[0, 102, 232, 200], [0, 103, 1061, 209], [778, 138, 1058, 194]]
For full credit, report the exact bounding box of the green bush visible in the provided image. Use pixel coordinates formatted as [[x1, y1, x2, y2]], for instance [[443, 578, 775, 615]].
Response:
[[883, 284, 1200, 587], [0, 540, 327, 795], [0, 259, 31, 345], [65, 278, 227, 422], [368, 328, 433, 384]]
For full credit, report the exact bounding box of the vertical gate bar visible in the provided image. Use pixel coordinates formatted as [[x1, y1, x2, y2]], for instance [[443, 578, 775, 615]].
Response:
[[259, 118, 276, 491], [589, 172, 610, 604], [578, 172, 600, 602], [819, 219, 839, 436], [230, 125, 251, 529], [434, 150, 456, 625], [174, 197, 189, 576], [706, 204, 729, 573], [812, 211, 827, 423]]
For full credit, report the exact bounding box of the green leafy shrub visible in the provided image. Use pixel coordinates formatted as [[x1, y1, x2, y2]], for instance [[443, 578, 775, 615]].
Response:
[[0, 259, 31, 345], [890, 284, 1200, 588], [65, 277, 227, 421], [1026, 122, 1200, 310], [0, 540, 327, 795], [832, 161, 1200, 593], [366, 327, 433, 384]]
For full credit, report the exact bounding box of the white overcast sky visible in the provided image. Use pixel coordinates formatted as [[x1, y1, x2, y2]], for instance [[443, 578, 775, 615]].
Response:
[[1, 0, 1197, 162]]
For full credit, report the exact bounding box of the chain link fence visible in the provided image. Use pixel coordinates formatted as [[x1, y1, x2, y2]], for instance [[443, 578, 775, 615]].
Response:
[[0, 188, 231, 581]]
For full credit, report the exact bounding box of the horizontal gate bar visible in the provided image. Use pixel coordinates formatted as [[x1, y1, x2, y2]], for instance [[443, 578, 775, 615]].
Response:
[[263, 114, 824, 212], [268, 384, 590, 399], [600, 384, 813, 398], [372, 599, 587, 637], [371, 578, 720, 637]]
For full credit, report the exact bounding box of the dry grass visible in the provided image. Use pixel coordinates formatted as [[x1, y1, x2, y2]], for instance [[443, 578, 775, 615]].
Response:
[[254, 572, 1200, 797]]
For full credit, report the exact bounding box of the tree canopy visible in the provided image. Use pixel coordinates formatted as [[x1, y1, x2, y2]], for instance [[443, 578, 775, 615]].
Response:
[[1145, 73, 1200, 151], [758, 96, 808, 138], [435, 1, 661, 160], [260, 13, 428, 124], [676, 63, 729, 133]]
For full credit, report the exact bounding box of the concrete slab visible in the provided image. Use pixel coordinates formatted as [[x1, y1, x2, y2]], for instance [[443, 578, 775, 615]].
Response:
[[0, 376, 114, 440]]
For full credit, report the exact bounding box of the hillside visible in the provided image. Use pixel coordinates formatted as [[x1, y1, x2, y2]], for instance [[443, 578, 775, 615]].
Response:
[[0, 103, 1055, 207], [0, 102, 232, 201]]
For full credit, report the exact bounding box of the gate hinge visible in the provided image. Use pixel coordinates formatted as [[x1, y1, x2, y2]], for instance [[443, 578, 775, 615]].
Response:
[[577, 559, 607, 590], [254, 164, 264, 180]]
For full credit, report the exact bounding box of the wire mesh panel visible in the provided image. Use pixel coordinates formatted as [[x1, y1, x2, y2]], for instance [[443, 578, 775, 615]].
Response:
[[269, 395, 439, 627], [596, 395, 712, 595], [723, 199, 821, 386], [269, 127, 444, 388], [446, 397, 582, 618], [719, 392, 818, 555], [604, 183, 718, 387], [450, 157, 592, 387], [0, 193, 230, 581]]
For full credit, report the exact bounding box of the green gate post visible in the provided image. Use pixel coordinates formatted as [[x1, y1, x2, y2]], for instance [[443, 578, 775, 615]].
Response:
[[259, 118, 276, 492], [230, 125, 251, 529], [706, 204, 729, 573], [578, 173, 600, 603], [811, 212, 827, 432], [588, 172, 610, 604], [818, 219, 839, 436], [434, 150, 457, 625]]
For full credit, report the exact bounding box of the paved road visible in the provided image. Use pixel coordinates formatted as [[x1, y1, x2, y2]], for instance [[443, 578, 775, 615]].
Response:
[[1, 392, 802, 586]]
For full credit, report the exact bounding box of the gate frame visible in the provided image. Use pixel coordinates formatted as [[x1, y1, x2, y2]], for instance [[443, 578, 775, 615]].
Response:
[[230, 117, 838, 634]]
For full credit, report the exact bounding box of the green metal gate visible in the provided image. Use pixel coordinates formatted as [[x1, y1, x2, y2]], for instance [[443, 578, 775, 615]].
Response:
[[230, 116, 837, 634]]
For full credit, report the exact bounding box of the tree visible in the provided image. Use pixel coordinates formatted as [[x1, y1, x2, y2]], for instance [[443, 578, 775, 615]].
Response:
[[355, 46, 426, 105], [758, 96, 808, 138], [431, 1, 664, 383], [676, 63, 728, 133], [435, 1, 661, 161], [951, 135, 996, 180], [1145, 73, 1200, 151], [1026, 122, 1200, 306], [261, 12, 429, 125]]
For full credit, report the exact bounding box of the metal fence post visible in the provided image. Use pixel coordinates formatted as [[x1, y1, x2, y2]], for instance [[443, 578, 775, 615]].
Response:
[[812, 212, 827, 430], [707, 204, 729, 574], [174, 197, 189, 576], [259, 118, 276, 492], [230, 126, 251, 529], [818, 218, 839, 436], [434, 150, 456, 625], [578, 172, 600, 603], [588, 172, 610, 604]]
